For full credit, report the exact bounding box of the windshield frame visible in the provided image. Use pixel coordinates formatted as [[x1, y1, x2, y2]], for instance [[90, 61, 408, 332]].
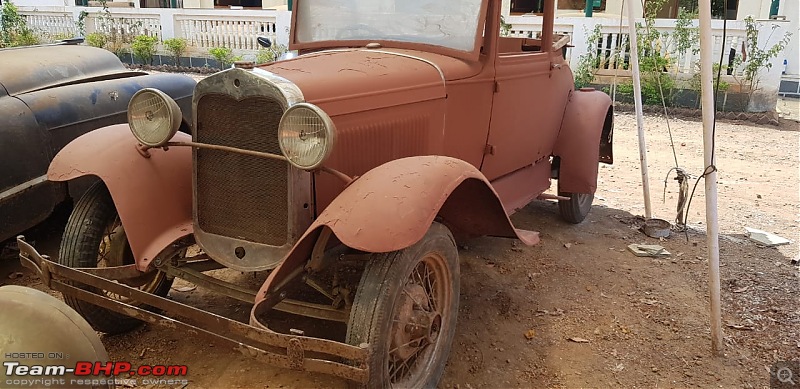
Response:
[[289, 0, 489, 62]]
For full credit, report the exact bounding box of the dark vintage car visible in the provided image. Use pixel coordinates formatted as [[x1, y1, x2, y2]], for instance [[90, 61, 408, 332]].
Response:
[[18, 1, 613, 387], [0, 43, 196, 243]]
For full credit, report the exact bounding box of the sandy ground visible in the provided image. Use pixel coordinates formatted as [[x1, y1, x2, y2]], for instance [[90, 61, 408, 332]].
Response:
[[1, 109, 798, 389]]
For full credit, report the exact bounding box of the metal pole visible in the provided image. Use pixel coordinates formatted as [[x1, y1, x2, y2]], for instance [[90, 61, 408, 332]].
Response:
[[698, 0, 724, 356], [625, 0, 652, 218]]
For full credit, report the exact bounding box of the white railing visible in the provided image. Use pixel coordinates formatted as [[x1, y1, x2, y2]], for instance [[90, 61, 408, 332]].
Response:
[[175, 10, 277, 51], [21, 11, 77, 39], [85, 11, 163, 41], [16, 6, 786, 98], [506, 16, 756, 78], [18, 7, 281, 54]]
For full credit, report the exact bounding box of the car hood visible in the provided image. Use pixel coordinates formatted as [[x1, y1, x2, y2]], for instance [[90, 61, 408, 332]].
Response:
[[0, 45, 144, 96], [262, 49, 453, 116]]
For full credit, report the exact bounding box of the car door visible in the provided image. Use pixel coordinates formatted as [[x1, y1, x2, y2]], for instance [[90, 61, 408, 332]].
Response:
[[480, 36, 571, 181], [0, 90, 62, 242]]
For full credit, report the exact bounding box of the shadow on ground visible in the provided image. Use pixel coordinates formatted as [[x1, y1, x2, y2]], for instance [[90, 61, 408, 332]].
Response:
[[1, 200, 797, 388]]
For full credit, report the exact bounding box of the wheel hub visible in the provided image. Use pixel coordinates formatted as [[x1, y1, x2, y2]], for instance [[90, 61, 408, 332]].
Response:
[[390, 283, 441, 361]]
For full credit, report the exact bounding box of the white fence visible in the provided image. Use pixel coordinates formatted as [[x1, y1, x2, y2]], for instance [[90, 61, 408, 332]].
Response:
[[15, 6, 787, 100], [19, 10, 76, 39], [508, 16, 752, 77], [175, 12, 277, 50], [507, 15, 788, 96], [17, 6, 285, 56], [85, 11, 163, 41]]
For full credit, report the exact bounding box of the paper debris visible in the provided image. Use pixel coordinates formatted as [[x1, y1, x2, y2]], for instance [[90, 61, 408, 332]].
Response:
[[627, 244, 671, 257], [744, 227, 791, 247], [568, 337, 590, 343]]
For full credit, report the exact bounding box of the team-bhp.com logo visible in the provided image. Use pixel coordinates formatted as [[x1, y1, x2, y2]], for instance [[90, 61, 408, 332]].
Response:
[[4, 359, 189, 387]]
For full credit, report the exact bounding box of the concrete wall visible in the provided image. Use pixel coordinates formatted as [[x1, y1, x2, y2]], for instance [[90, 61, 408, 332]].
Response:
[[737, 0, 772, 20], [603, 0, 642, 18], [13, 0, 68, 7], [182, 0, 213, 9]]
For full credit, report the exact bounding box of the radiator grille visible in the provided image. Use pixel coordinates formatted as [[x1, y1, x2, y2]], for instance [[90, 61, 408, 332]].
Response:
[[195, 93, 288, 246]]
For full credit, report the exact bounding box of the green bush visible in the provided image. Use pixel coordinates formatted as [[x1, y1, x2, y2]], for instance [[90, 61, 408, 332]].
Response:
[[14, 29, 39, 46], [163, 37, 187, 65], [85, 32, 108, 48], [255, 43, 288, 64], [131, 35, 159, 65], [208, 46, 242, 68], [573, 25, 602, 89], [1, 1, 40, 48]]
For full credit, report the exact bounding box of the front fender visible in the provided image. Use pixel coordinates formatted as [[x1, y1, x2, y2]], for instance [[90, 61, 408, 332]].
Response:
[[252, 156, 539, 312], [48, 124, 192, 271], [553, 89, 613, 194]]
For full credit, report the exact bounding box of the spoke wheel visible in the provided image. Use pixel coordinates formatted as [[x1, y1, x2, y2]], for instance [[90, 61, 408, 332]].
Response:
[[59, 182, 176, 334], [346, 222, 459, 388]]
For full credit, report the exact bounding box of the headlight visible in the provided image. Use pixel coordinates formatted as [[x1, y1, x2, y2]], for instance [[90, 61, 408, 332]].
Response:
[[127, 88, 182, 147], [278, 103, 336, 170]]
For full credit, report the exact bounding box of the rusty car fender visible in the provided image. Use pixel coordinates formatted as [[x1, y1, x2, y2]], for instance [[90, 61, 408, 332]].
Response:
[[251, 156, 539, 315], [552, 89, 613, 194], [47, 124, 192, 271]]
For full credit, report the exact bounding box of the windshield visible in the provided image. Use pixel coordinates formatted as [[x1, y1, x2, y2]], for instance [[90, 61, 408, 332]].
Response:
[[295, 0, 484, 52]]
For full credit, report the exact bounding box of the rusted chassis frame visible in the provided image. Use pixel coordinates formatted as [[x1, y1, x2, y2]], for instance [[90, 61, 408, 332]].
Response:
[[16, 236, 370, 384]]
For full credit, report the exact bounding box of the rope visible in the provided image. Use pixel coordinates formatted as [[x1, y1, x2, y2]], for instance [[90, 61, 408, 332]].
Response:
[[637, 0, 688, 226], [682, 15, 726, 239], [663, 167, 690, 231]]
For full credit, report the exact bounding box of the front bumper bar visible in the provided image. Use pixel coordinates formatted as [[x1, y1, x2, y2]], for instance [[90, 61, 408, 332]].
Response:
[[16, 236, 369, 383]]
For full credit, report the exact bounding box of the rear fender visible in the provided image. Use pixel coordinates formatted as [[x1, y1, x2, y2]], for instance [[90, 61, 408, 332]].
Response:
[[47, 124, 192, 271], [553, 89, 613, 194], [251, 156, 539, 314]]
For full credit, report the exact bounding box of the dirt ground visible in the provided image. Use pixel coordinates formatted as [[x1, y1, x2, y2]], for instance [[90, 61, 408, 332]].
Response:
[[1, 109, 798, 389]]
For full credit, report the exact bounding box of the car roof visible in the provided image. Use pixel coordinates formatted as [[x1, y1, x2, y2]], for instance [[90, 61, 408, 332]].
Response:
[[0, 45, 144, 96]]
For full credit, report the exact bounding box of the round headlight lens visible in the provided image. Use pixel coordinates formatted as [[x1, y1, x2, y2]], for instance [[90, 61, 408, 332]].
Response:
[[127, 88, 182, 147], [278, 103, 336, 170]]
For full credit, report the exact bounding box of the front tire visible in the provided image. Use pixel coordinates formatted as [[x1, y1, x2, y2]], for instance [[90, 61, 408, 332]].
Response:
[[59, 182, 172, 334], [346, 222, 459, 388]]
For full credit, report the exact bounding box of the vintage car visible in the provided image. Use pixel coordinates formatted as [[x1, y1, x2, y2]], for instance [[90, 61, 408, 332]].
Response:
[[0, 42, 196, 243], [18, 0, 613, 387]]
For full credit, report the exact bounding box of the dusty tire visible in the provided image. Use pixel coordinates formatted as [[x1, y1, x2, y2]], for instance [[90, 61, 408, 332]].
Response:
[[346, 222, 459, 389], [558, 190, 593, 224], [59, 182, 172, 335]]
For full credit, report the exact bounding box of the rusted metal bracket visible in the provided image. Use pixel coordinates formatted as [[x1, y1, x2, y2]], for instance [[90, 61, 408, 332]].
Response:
[[537, 193, 571, 201], [67, 263, 154, 287], [159, 260, 348, 322], [165, 140, 354, 186], [16, 236, 369, 383], [306, 226, 333, 272], [160, 261, 256, 303], [135, 143, 152, 158]]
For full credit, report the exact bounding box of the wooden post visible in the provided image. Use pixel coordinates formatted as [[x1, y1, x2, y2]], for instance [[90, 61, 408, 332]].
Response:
[[698, 0, 724, 356], [625, 0, 653, 218]]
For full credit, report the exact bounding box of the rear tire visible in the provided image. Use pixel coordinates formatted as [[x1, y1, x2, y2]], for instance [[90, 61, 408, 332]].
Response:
[[558, 190, 593, 224], [346, 222, 459, 388], [59, 182, 172, 334]]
